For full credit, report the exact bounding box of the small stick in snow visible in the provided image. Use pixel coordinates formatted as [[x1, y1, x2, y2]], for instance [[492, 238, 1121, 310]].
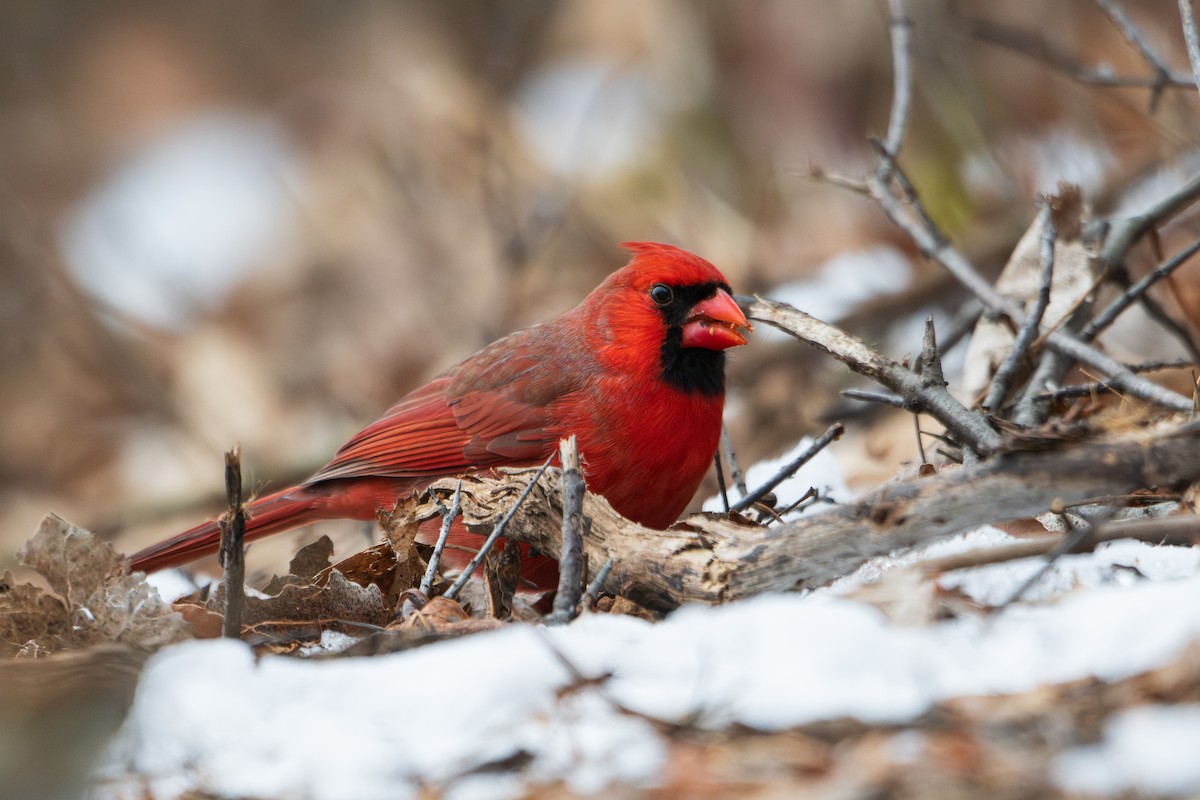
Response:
[[219, 446, 247, 639], [443, 455, 554, 601], [731, 423, 845, 513], [1000, 509, 1114, 608], [418, 479, 462, 596], [546, 436, 588, 626], [918, 512, 1200, 576]]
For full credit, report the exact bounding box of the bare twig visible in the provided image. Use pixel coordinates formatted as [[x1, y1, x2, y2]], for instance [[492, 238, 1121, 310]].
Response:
[[1096, 0, 1176, 108], [419, 479, 462, 596], [1028, 382, 1117, 405], [443, 455, 554, 601], [984, 202, 1057, 413], [1082, 234, 1200, 341], [1128, 357, 1198, 372], [1001, 514, 1099, 607], [842, 388, 905, 407], [749, 298, 1004, 454], [219, 446, 247, 639], [864, 162, 1192, 412], [918, 512, 1200, 574], [713, 450, 731, 513], [547, 437, 588, 625], [1099, 171, 1200, 274], [731, 424, 845, 513], [583, 556, 614, 609], [966, 16, 1195, 94], [721, 425, 749, 497], [883, 0, 913, 158], [1180, 0, 1200, 102]]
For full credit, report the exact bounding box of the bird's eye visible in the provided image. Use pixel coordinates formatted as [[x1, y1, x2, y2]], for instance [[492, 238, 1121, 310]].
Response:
[[650, 284, 674, 306]]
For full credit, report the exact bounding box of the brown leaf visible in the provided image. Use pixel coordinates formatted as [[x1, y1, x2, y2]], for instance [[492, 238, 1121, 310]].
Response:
[[329, 540, 425, 612], [288, 535, 335, 582], [393, 595, 471, 633], [210, 569, 389, 629], [483, 540, 522, 620], [173, 603, 225, 639], [18, 514, 124, 607], [2, 515, 190, 656], [961, 186, 1093, 400]]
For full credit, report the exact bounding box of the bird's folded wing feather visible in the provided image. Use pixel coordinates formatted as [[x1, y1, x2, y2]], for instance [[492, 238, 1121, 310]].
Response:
[[304, 325, 589, 484]]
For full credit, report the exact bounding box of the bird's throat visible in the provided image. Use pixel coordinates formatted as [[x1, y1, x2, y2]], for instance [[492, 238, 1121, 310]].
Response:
[[659, 328, 726, 396]]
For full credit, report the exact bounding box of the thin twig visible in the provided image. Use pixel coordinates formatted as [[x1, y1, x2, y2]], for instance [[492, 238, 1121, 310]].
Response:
[[749, 298, 1004, 454], [965, 16, 1195, 94], [547, 437, 587, 625], [1099, 172, 1200, 275], [1181, 0, 1200, 102], [731, 424, 846, 513], [1027, 383, 1117, 404], [583, 556, 614, 609], [914, 414, 929, 464], [418, 479, 462, 596], [1001, 507, 1119, 607], [842, 388, 906, 407], [721, 425, 748, 497], [443, 455, 554, 601], [219, 446, 247, 639], [1096, 0, 1175, 109], [919, 511, 1199, 575], [1128, 357, 1198, 372], [1082, 234, 1200, 341], [984, 202, 1057, 413], [713, 450, 731, 513], [883, 0, 913, 158], [864, 162, 1192, 412]]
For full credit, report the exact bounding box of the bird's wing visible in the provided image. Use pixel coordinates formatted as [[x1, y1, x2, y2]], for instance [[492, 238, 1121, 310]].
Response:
[[304, 324, 589, 484]]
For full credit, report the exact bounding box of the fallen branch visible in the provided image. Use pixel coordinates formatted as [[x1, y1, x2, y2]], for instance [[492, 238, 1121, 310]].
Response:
[[399, 418, 1200, 613]]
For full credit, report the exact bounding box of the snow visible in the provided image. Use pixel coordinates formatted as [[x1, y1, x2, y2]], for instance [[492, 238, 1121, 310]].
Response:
[[98, 545, 1200, 798], [1053, 704, 1200, 795], [61, 113, 300, 330], [513, 61, 665, 179], [769, 246, 913, 323]]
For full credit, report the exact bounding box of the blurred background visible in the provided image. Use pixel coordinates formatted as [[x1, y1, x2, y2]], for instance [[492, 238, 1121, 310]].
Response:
[[2, 0, 1198, 577]]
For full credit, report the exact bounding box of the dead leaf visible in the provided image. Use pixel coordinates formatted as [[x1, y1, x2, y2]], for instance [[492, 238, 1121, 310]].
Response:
[[1, 515, 190, 656], [173, 603, 224, 639], [961, 186, 1093, 401], [288, 535, 335, 581], [483, 540, 522, 620], [209, 569, 389, 629]]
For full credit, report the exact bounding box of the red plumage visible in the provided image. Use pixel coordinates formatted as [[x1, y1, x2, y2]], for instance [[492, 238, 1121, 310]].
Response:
[[129, 243, 750, 588]]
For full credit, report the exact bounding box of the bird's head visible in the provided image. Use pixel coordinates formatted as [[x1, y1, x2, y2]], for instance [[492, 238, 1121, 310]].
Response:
[[587, 242, 751, 395]]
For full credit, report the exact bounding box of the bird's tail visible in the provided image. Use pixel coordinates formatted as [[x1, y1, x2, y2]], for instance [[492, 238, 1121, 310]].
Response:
[[128, 486, 324, 573]]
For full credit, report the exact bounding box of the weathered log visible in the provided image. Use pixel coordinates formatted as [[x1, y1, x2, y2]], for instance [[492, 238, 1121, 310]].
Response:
[[399, 418, 1200, 613]]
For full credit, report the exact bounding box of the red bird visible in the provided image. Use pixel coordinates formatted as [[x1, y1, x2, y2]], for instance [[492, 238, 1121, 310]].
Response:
[[129, 243, 750, 586]]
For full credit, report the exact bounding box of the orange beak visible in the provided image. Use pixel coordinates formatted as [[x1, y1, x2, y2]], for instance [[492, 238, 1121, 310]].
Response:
[[680, 288, 752, 350]]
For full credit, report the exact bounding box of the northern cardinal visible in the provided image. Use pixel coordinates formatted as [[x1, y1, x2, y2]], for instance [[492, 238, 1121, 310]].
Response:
[[129, 243, 750, 588]]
